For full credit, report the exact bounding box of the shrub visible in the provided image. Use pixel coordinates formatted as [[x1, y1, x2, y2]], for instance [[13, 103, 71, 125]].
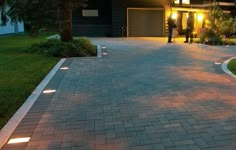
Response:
[[27, 39, 61, 54], [199, 28, 223, 45], [207, 30, 223, 45], [27, 38, 97, 57], [200, 3, 230, 45], [72, 37, 97, 56], [199, 28, 207, 43], [223, 40, 236, 45], [219, 18, 234, 38]]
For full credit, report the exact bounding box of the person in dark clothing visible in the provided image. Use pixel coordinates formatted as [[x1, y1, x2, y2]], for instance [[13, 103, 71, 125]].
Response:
[[184, 12, 194, 43], [167, 14, 175, 43]]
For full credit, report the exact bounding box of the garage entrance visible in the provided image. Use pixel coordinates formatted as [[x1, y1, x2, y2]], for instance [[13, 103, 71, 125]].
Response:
[[127, 8, 164, 37]]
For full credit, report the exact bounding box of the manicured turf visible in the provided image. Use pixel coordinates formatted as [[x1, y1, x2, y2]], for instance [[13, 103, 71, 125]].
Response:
[[0, 34, 59, 129], [228, 58, 236, 75]]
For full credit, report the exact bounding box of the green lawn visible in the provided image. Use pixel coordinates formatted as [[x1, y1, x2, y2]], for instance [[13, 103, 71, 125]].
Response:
[[0, 34, 59, 129], [228, 58, 236, 75]]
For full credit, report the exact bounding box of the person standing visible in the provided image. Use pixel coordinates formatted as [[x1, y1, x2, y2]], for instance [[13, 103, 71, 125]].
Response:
[[167, 13, 175, 43], [184, 12, 194, 43]]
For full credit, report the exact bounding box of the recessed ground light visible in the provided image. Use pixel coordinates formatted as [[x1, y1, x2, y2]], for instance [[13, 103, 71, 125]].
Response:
[[102, 52, 108, 55], [214, 62, 222, 65], [60, 67, 69, 70], [8, 137, 30, 144], [43, 89, 56, 94], [226, 45, 229, 47], [101, 46, 106, 49]]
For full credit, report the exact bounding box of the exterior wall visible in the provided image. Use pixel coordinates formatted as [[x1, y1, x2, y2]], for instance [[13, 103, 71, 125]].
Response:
[[171, 1, 206, 36], [0, 6, 24, 35], [171, 0, 235, 36], [72, 0, 168, 37], [72, 0, 112, 37], [111, 0, 128, 37], [232, 9, 236, 16], [191, 0, 204, 4], [72, 0, 234, 37], [71, 0, 235, 37]]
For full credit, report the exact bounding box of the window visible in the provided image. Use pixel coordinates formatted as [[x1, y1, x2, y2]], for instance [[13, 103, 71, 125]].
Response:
[[182, 0, 190, 4], [174, 0, 180, 4], [82, 9, 99, 17], [174, 0, 190, 4]]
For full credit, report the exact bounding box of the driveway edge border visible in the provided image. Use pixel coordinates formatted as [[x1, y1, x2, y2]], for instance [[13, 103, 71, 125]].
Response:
[[0, 58, 66, 149], [97, 45, 102, 58], [222, 56, 236, 78]]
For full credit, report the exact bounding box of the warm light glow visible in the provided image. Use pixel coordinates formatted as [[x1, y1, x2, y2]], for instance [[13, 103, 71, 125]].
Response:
[[186, 13, 189, 18], [173, 0, 190, 4], [172, 12, 178, 20], [43, 89, 56, 94], [8, 137, 30, 144], [197, 14, 204, 22], [60, 67, 69, 70], [182, 0, 190, 4], [214, 62, 222, 65]]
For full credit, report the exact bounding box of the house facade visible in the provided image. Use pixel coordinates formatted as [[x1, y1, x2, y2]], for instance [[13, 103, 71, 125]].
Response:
[[72, 0, 236, 37]]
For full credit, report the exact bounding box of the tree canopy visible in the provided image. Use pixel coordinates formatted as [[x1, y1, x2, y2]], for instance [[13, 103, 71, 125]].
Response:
[[1, 0, 87, 42]]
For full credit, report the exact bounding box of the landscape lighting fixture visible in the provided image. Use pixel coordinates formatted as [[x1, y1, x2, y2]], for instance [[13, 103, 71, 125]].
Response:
[[102, 52, 108, 55], [8, 137, 30, 144], [43, 89, 56, 94], [60, 67, 69, 70], [214, 62, 222, 65]]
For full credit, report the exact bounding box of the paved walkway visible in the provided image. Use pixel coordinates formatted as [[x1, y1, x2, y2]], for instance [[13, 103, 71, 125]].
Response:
[[2, 38, 236, 150]]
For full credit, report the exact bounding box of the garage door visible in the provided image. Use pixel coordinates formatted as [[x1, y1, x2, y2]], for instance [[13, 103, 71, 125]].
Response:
[[127, 8, 164, 37]]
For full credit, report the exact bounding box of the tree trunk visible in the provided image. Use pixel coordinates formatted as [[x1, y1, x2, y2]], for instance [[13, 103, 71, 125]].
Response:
[[61, 1, 73, 42]]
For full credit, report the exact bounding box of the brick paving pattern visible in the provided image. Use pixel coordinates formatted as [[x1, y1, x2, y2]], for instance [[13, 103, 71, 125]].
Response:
[[2, 38, 236, 150]]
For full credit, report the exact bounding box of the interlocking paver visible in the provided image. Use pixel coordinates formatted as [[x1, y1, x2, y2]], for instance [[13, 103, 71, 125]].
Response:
[[117, 142, 130, 150], [2, 38, 236, 150]]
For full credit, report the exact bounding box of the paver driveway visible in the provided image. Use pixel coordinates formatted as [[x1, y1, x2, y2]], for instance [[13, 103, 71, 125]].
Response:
[[2, 38, 236, 150]]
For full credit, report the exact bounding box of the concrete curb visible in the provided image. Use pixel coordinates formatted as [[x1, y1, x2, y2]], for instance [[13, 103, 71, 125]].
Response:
[[222, 56, 236, 78], [0, 58, 66, 149], [97, 45, 102, 58]]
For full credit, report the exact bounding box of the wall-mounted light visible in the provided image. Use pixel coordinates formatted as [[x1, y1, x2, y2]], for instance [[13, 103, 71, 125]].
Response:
[[172, 12, 178, 20], [197, 14, 204, 22]]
